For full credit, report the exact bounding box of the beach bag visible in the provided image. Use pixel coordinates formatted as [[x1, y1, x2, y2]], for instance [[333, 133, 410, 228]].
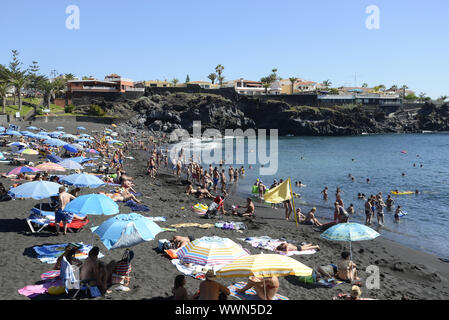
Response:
[[298, 271, 317, 284], [48, 286, 65, 296]]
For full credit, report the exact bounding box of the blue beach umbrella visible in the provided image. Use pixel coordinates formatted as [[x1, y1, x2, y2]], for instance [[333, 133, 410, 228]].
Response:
[[63, 144, 80, 153], [49, 132, 63, 138], [77, 126, 86, 130], [61, 133, 77, 139], [64, 194, 119, 216], [0, 126, 5, 132], [56, 126, 64, 130], [26, 126, 39, 130], [61, 173, 105, 188], [44, 138, 66, 147], [320, 223, 380, 260], [37, 131, 49, 136], [92, 213, 162, 250], [80, 134, 91, 138], [8, 181, 61, 200], [76, 138, 92, 143], [6, 130, 22, 136], [47, 154, 63, 163], [57, 159, 84, 170]]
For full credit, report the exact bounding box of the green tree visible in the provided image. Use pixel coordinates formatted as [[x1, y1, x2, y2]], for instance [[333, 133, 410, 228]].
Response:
[[185, 75, 190, 84], [323, 80, 332, 89], [64, 73, 76, 81], [437, 95, 448, 102], [362, 83, 368, 88], [404, 93, 418, 101], [38, 78, 54, 108], [329, 88, 339, 95], [260, 76, 272, 94], [289, 77, 297, 94], [208, 73, 217, 84], [215, 65, 224, 86], [389, 85, 398, 91], [8, 50, 29, 111], [0, 81, 11, 113], [172, 78, 179, 87]]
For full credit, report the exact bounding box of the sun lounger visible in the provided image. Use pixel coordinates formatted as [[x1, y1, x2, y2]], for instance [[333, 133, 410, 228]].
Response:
[[26, 208, 89, 233]]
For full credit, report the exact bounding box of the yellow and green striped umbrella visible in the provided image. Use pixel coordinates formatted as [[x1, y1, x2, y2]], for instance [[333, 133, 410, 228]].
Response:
[[216, 254, 313, 278], [20, 149, 39, 155]]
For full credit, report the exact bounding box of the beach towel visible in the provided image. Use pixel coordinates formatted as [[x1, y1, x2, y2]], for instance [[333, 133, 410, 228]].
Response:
[[215, 221, 247, 231], [228, 282, 289, 300], [18, 280, 63, 298], [238, 237, 316, 256], [131, 192, 143, 197], [125, 200, 150, 212], [170, 259, 224, 280], [146, 216, 166, 222], [33, 242, 104, 264], [169, 223, 215, 229], [40, 270, 60, 281]]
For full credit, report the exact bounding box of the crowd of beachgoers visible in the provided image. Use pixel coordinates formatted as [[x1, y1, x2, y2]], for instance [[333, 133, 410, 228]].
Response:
[[1, 120, 448, 301]]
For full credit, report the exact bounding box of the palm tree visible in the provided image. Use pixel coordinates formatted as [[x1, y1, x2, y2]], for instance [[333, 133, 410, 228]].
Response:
[[323, 80, 331, 89], [400, 85, 409, 98], [289, 77, 297, 95], [172, 78, 179, 87], [260, 76, 272, 94], [389, 85, 398, 92], [208, 73, 217, 84], [437, 95, 448, 102], [215, 65, 224, 86], [378, 84, 386, 92], [64, 73, 76, 81], [217, 75, 225, 86], [39, 79, 53, 109], [362, 83, 368, 88]]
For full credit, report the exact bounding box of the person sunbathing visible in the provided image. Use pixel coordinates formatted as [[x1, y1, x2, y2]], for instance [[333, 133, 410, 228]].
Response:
[[332, 285, 374, 300], [172, 236, 192, 249], [337, 251, 360, 282], [196, 185, 214, 199], [276, 242, 320, 253], [234, 198, 255, 217], [185, 182, 197, 195], [236, 276, 279, 300], [303, 208, 322, 226]]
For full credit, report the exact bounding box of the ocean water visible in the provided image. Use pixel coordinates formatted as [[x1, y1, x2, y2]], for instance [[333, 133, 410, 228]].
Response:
[[178, 133, 449, 259]]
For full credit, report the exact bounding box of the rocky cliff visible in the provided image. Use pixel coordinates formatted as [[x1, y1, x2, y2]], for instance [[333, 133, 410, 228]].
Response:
[[77, 92, 449, 136]]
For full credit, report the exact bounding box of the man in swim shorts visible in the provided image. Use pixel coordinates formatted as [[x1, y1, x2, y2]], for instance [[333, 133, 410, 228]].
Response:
[[55, 186, 75, 235]]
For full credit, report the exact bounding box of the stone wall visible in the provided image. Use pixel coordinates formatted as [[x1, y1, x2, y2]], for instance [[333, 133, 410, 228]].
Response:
[[71, 91, 144, 106]]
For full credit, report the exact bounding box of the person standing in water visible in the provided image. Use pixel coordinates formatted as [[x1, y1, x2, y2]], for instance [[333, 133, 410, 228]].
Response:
[[386, 195, 395, 211], [321, 187, 328, 200]]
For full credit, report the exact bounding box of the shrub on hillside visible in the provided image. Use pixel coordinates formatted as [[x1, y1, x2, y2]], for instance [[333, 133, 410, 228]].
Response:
[[89, 104, 106, 116], [65, 104, 76, 113]]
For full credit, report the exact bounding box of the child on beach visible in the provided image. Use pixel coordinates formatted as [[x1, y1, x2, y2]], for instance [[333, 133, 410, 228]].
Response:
[[337, 251, 360, 282]]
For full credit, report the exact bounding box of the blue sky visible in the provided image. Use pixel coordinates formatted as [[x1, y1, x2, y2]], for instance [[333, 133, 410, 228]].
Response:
[[1, 0, 448, 98]]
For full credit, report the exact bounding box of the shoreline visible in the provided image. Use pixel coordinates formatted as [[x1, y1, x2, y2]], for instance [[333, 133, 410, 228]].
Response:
[[0, 119, 448, 300]]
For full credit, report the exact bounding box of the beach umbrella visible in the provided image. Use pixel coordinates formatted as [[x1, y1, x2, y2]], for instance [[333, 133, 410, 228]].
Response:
[[36, 162, 66, 172], [76, 138, 92, 143], [6, 130, 22, 136], [56, 126, 64, 130], [37, 131, 49, 136], [7, 166, 40, 176], [27, 126, 39, 131], [320, 223, 380, 260], [216, 254, 313, 281], [215, 253, 313, 298], [0, 126, 5, 132], [177, 236, 250, 266], [86, 149, 99, 154], [63, 144, 80, 153], [92, 213, 162, 250], [44, 138, 66, 147], [61, 133, 77, 140], [61, 173, 104, 188], [64, 194, 119, 216], [80, 134, 91, 138], [77, 126, 86, 131], [19, 149, 39, 155], [8, 181, 61, 200], [47, 154, 63, 163], [57, 159, 84, 170], [20, 131, 33, 136], [8, 142, 28, 148]]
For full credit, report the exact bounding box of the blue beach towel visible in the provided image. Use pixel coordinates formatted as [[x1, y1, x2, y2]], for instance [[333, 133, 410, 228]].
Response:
[[125, 200, 150, 212]]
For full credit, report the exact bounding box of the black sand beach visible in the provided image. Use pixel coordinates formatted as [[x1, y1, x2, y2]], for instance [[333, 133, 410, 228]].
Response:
[[1, 119, 449, 300]]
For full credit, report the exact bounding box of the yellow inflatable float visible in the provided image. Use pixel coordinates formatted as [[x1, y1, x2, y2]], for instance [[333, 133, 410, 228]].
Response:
[[391, 190, 414, 195]]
